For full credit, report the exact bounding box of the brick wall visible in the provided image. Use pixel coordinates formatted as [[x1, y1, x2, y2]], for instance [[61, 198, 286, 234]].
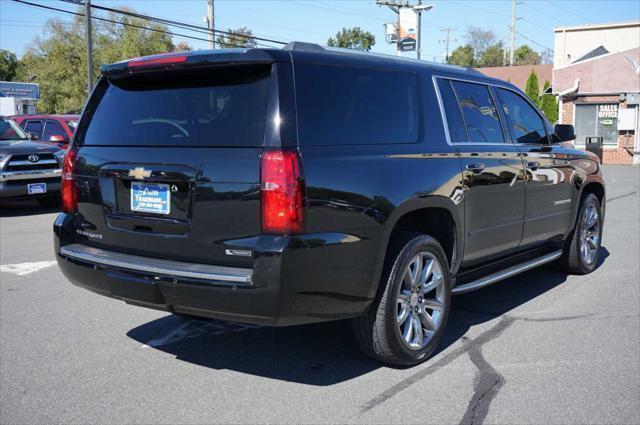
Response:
[[561, 95, 636, 165]]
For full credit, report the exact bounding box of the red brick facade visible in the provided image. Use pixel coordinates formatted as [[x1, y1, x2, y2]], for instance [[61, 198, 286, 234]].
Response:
[[561, 96, 636, 165], [555, 48, 639, 165]]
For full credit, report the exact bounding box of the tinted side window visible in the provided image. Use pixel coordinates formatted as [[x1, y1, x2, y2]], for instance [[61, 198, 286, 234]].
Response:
[[437, 78, 468, 143], [24, 120, 44, 140], [451, 81, 504, 144], [43, 120, 67, 141], [295, 64, 418, 145], [496, 88, 548, 144]]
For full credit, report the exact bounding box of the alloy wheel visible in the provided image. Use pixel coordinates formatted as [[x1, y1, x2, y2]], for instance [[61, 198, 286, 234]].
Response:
[[579, 204, 600, 265], [396, 252, 446, 350]]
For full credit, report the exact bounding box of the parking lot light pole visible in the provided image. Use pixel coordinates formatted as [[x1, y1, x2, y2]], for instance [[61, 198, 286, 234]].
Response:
[[85, 0, 94, 94]]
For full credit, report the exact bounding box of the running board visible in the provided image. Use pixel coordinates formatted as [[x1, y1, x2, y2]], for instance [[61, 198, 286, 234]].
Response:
[[452, 250, 563, 295]]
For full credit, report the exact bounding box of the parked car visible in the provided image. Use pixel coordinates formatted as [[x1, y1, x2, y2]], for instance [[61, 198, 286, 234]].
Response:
[[0, 116, 63, 207], [54, 44, 605, 366], [11, 114, 79, 147]]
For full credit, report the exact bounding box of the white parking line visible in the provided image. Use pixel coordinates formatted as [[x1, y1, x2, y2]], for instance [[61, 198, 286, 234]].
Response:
[[0, 261, 57, 276]]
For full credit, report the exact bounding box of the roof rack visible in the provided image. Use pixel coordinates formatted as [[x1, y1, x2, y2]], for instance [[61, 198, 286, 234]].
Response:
[[282, 42, 326, 52]]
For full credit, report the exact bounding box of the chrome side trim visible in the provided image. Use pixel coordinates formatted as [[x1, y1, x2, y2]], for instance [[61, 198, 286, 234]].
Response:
[[452, 250, 562, 295], [9, 159, 58, 166], [0, 169, 62, 182], [60, 243, 253, 284]]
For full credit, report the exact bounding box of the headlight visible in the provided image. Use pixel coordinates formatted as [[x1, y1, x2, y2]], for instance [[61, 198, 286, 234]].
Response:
[[0, 154, 6, 161]]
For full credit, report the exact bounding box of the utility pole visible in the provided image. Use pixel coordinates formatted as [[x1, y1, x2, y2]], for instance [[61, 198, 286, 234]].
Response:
[[207, 0, 215, 49], [85, 0, 93, 94], [510, 0, 516, 66], [376, 0, 433, 59], [439, 27, 457, 62]]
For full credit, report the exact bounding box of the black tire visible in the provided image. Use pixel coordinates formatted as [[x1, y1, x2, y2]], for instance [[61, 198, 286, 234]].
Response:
[[353, 233, 452, 366], [559, 193, 603, 274], [36, 196, 60, 209]]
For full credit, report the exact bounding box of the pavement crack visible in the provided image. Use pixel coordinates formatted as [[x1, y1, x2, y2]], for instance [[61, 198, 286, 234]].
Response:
[[357, 316, 515, 418], [459, 344, 506, 425], [606, 191, 637, 203]]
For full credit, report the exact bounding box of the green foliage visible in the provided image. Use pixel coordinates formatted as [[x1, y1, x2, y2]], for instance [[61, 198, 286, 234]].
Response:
[[540, 80, 559, 123], [216, 27, 257, 49], [18, 8, 175, 113], [327, 27, 375, 51], [515, 44, 541, 65], [447, 45, 475, 67], [525, 69, 540, 107], [478, 43, 505, 67], [0, 49, 18, 81]]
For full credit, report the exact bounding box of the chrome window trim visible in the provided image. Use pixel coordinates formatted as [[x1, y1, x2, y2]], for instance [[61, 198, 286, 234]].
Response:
[[432, 74, 553, 147], [60, 243, 253, 284]]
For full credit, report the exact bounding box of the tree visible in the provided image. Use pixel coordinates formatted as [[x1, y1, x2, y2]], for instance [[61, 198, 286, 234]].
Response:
[[0, 49, 18, 81], [525, 69, 541, 107], [514, 45, 541, 65], [327, 27, 375, 51], [216, 27, 257, 49], [447, 45, 475, 67], [173, 42, 193, 52], [479, 42, 505, 67], [540, 80, 559, 123], [540, 49, 553, 64], [17, 7, 174, 113], [464, 26, 496, 62]]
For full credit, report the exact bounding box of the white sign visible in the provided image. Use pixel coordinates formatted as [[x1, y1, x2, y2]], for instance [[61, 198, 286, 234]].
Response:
[[598, 104, 618, 119], [398, 8, 417, 51]]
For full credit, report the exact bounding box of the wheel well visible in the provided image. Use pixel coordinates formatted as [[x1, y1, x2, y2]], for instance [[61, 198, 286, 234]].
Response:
[[389, 208, 456, 267], [582, 182, 605, 205]]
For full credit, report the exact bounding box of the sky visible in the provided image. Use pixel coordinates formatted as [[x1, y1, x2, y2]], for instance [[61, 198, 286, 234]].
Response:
[[1, 0, 639, 61]]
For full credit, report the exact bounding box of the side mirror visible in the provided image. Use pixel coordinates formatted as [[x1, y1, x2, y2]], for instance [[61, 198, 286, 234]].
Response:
[[27, 132, 38, 141], [49, 134, 67, 143], [554, 124, 576, 142]]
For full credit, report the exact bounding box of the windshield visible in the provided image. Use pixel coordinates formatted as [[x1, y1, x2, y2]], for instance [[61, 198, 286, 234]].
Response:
[[0, 118, 28, 140], [78, 65, 272, 147]]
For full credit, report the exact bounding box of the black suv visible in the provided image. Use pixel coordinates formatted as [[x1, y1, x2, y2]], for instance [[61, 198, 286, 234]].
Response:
[[55, 43, 605, 366]]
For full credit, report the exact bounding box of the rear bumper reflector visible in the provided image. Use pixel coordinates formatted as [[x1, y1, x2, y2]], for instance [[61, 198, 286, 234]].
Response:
[[60, 244, 253, 284]]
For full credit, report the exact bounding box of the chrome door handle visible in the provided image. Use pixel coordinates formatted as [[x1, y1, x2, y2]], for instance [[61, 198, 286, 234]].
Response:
[[466, 163, 485, 173]]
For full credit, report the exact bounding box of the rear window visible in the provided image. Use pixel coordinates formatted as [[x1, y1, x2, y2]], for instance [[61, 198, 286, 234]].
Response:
[[78, 66, 271, 147], [295, 64, 419, 146]]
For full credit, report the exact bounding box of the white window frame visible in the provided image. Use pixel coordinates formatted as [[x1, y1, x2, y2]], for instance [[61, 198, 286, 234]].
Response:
[[573, 103, 620, 149]]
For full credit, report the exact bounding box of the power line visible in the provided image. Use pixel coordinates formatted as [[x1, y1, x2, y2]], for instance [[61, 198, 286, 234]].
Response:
[[79, 1, 287, 45], [11, 0, 284, 49], [521, 1, 568, 26], [11, 0, 218, 45], [515, 30, 553, 52]]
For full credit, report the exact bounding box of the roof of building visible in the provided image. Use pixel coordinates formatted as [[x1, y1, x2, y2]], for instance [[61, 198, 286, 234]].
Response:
[[573, 46, 610, 63], [554, 20, 640, 32], [553, 47, 640, 95], [476, 64, 552, 92]]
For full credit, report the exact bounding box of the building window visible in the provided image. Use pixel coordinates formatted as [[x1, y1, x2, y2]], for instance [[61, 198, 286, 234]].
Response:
[[574, 103, 619, 146]]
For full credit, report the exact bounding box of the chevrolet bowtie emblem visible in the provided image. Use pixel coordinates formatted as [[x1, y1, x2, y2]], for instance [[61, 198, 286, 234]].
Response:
[[128, 167, 152, 180]]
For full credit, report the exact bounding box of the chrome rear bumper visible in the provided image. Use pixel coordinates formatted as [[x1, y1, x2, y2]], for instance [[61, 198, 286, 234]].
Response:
[[59, 243, 253, 284]]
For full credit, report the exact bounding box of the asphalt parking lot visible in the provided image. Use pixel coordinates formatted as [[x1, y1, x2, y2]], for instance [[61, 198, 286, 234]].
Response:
[[1, 165, 638, 424]]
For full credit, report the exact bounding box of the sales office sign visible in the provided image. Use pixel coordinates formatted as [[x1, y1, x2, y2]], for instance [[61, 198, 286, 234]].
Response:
[[598, 104, 618, 118]]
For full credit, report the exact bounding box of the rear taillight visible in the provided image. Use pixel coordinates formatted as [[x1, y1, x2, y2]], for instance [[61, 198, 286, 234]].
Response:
[[261, 150, 304, 234], [128, 55, 187, 69], [61, 148, 78, 213]]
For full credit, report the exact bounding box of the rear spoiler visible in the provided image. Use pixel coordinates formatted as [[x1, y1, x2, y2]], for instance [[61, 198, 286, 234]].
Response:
[[100, 48, 291, 77]]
